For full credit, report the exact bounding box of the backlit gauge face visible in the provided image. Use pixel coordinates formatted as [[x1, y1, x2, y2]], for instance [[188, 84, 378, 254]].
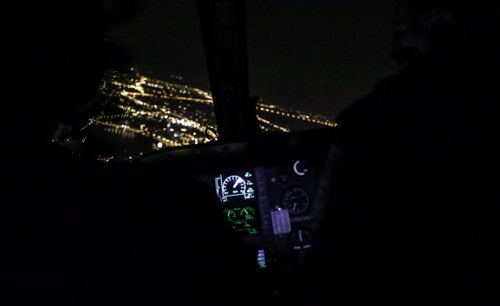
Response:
[[240, 207, 256, 220], [282, 187, 309, 214], [222, 175, 246, 197], [224, 209, 237, 221]]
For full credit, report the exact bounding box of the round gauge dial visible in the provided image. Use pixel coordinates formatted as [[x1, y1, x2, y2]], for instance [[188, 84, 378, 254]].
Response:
[[240, 207, 256, 220], [223, 209, 237, 221], [222, 175, 246, 197], [282, 187, 309, 214]]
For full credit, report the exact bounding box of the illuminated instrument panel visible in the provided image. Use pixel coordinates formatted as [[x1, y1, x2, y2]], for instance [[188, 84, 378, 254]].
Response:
[[199, 158, 323, 269], [139, 128, 338, 273], [215, 171, 260, 235]]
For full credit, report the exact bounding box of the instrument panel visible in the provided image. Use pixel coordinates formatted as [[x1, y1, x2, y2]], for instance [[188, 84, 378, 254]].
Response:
[[215, 171, 260, 235], [138, 128, 339, 271], [198, 158, 323, 269]]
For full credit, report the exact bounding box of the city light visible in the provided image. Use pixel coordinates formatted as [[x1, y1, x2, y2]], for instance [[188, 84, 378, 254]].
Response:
[[64, 70, 337, 161]]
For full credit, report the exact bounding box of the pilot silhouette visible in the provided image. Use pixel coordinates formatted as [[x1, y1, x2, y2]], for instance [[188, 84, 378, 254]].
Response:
[[294, 1, 499, 305]]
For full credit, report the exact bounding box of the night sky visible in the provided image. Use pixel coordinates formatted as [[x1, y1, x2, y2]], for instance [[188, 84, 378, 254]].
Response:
[[106, 0, 401, 118]]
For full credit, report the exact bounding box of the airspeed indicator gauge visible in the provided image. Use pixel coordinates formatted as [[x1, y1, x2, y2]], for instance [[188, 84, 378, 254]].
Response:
[[222, 175, 246, 197], [215, 172, 256, 203]]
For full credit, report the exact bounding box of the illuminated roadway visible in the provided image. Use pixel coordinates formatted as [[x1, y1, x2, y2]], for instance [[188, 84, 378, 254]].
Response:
[[64, 70, 338, 161]]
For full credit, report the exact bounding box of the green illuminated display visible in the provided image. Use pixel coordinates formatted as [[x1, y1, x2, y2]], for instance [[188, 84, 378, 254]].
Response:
[[216, 171, 260, 235], [222, 207, 259, 235]]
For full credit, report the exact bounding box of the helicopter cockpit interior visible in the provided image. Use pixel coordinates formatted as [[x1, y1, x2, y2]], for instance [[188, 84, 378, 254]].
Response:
[[4, 0, 498, 305], [133, 0, 343, 274], [60, 0, 347, 273]]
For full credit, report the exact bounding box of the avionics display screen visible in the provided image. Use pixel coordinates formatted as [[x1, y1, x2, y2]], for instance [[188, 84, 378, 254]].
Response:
[[215, 171, 260, 235]]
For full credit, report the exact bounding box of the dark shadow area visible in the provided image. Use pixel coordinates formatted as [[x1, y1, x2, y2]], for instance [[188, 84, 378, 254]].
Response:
[[2, 2, 261, 306], [295, 1, 499, 305]]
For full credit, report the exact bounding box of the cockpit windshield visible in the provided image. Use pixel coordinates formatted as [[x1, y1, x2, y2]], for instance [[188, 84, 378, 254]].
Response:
[[54, 0, 398, 162]]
